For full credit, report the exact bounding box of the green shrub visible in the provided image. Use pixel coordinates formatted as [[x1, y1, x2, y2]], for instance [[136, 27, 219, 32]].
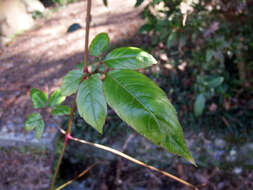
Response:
[[136, 0, 253, 116]]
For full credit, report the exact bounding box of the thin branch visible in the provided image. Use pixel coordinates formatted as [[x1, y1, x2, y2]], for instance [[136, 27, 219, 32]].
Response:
[[83, 0, 92, 73], [50, 0, 92, 188], [58, 128, 198, 190], [50, 102, 77, 190], [55, 162, 97, 190]]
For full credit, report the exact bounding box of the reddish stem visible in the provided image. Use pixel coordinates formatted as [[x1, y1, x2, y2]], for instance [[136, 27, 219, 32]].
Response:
[[64, 133, 73, 145]]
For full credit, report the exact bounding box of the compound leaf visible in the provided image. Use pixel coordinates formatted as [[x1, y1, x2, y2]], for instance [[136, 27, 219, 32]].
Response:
[[61, 69, 84, 96], [77, 74, 107, 134], [103, 70, 195, 164], [104, 47, 157, 70], [90, 33, 110, 56], [30, 88, 48, 109]]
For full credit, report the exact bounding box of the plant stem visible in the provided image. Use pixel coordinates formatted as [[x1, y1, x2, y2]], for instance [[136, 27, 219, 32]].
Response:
[[50, 0, 92, 189], [83, 0, 92, 73], [50, 102, 76, 190]]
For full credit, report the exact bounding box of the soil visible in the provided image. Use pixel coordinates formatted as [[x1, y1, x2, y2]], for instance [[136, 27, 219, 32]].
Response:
[[0, 147, 53, 190]]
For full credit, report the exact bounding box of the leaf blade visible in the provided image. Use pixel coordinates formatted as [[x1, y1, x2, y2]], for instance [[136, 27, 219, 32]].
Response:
[[30, 88, 48, 109], [77, 74, 107, 133], [103, 70, 194, 164], [104, 47, 157, 70], [60, 69, 84, 96], [194, 94, 206, 117], [166, 31, 177, 49], [48, 89, 66, 107], [24, 113, 45, 140], [51, 105, 71, 116], [89, 33, 110, 56]]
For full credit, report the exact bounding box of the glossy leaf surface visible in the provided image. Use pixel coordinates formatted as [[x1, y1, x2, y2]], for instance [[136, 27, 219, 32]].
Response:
[[104, 47, 157, 70], [194, 94, 206, 117], [60, 70, 84, 96], [30, 88, 48, 109], [52, 105, 71, 116], [48, 89, 66, 107], [103, 70, 194, 164], [89, 33, 109, 56], [77, 74, 107, 133], [24, 113, 44, 135]]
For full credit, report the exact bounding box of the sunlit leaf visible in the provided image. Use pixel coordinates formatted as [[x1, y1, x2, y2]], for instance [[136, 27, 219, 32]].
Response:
[[89, 33, 110, 56], [103, 70, 195, 164], [60, 70, 84, 96], [51, 105, 71, 116], [104, 47, 157, 69], [194, 94, 206, 117], [24, 113, 44, 138], [77, 74, 107, 134], [30, 88, 48, 109], [48, 89, 66, 107]]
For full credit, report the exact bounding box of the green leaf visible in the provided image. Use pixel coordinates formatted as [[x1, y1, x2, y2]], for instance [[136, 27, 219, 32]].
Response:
[[135, 0, 144, 7], [48, 89, 66, 107], [166, 32, 177, 49], [206, 49, 213, 62], [30, 88, 48, 109], [206, 77, 224, 88], [35, 122, 44, 140], [104, 47, 157, 70], [24, 112, 44, 134], [194, 94, 206, 117], [103, 70, 195, 164], [51, 105, 71, 116], [77, 74, 107, 134], [138, 24, 153, 34], [89, 33, 110, 56], [60, 69, 84, 96]]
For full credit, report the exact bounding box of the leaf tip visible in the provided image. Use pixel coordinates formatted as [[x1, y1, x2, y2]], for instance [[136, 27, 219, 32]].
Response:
[[187, 156, 197, 166]]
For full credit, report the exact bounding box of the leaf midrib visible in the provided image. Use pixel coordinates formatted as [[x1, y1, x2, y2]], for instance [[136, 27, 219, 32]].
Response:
[[107, 73, 188, 155], [107, 74, 160, 129], [105, 54, 140, 63]]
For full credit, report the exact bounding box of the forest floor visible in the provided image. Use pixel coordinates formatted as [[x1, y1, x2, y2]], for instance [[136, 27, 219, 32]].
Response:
[[0, 0, 252, 190]]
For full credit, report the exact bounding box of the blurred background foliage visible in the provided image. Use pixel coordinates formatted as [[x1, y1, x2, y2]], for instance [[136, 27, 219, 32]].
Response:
[[134, 0, 253, 138]]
